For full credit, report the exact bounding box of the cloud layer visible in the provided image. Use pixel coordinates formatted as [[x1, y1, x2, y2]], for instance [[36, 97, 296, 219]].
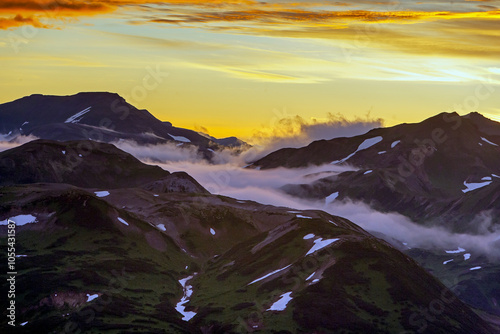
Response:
[[2, 0, 500, 63], [107, 134, 500, 258], [0, 134, 39, 152], [249, 111, 383, 159], [157, 158, 500, 258]]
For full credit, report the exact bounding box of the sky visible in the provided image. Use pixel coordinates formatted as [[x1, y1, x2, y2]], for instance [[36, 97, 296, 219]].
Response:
[[1, 0, 500, 140]]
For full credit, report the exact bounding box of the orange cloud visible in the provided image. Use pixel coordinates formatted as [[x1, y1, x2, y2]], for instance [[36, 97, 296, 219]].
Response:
[[134, 4, 500, 60], [0, 0, 261, 29], [0, 0, 116, 29], [2, 0, 500, 41], [0, 14, 47, 29], [142, 7, 500, 26]]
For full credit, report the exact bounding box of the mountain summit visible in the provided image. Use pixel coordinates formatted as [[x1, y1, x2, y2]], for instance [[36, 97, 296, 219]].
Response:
[[0, 92, 245, 152]]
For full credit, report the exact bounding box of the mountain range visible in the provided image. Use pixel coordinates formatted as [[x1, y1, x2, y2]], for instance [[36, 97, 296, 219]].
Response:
[[1, 92, 500, 333], [0, 139, 496, 333]]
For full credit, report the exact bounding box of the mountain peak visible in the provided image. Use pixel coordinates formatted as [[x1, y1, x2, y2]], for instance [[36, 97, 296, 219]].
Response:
[[0, 92, 218, 148]]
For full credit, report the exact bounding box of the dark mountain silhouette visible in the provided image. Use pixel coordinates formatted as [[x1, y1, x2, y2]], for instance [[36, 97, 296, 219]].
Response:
[[0, 92, 247, 154], [0, 139, 207, 192]]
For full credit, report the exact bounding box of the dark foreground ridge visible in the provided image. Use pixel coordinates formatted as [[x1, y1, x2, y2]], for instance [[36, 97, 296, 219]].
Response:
[[0, 139, 207, 193]]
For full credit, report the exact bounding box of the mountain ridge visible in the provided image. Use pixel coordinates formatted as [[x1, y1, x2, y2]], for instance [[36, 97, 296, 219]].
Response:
[[0, 92, 246, 154], [252, 112, 500, 228], [0, 139, 208, 193]]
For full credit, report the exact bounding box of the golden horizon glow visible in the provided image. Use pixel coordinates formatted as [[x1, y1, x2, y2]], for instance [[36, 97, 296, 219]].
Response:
[[1, 0, 500, 139]]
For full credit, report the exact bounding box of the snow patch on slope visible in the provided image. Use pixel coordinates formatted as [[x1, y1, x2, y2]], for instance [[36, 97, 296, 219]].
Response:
[[267, 292, 293, 311], [176, 275, 197, 321], [249, 264, 292, 285], [331, 136, 383, 164], [65, 107, 91, 124], [0, 215, 37, 226], [481, 137, 498, 146], [117, 217, 129, 226], [326, 192, 339, 203], [306, 238, 340, 256], [462, 181, 492, 193], [305, 272, 316, 281], [169, 134, 191, 143], [445, 247, 465, 254], [94, 191, 110, 198], [86, 294, 99, 302]]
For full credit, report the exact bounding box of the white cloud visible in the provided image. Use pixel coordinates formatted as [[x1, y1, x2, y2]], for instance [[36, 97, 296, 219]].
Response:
[[0, 134, 40, 152], [154, 158, 500, 258], [245, 112, 383, 161]]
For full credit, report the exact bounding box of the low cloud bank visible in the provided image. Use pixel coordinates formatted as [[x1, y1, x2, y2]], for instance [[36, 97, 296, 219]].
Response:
[[0, 134, 39, 153], [114, 140, 202, 163], [247, 112, 384, 160], [113, 112, 383, 164], [157, 159, 500, 258]]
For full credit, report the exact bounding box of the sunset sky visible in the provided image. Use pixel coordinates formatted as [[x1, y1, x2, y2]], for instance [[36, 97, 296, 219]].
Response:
[[1, 0, 500, 140]]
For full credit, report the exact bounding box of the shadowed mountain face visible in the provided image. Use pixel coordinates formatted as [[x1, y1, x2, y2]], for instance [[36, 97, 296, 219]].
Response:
[[0, 92, 247, 152], [0, 140, 496, 333], [0, 139, 207, 193], [253, 112, 500, 231]]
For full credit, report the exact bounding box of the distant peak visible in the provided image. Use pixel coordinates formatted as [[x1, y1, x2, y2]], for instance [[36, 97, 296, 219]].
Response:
[[464, 111, 485, 118], [75, 91, 121, 97], [20, 91, 123, 101]]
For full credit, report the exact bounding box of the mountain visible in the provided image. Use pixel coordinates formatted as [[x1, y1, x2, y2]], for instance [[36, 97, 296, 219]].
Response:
[[198, 132, 251, 149], [252, 112, 500, 231], [250, 111, 500, 320], [405, 245, 500, 319], [0, 92, 246, 154], [1, 140, 497, 333], [0, 139, 207, 192]]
